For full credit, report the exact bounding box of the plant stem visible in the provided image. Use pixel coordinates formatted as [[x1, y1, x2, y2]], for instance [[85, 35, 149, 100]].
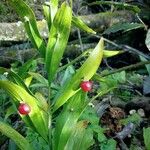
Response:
[[94, 60, 150, 81], [58, 49, 90, 72], [48, 86, 52, 150], [93, 35, 150, 60]]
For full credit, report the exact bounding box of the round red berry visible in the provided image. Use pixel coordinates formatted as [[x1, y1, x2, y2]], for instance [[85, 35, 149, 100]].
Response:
[[80, 81, 93, 92], [18, 103, 31, 115]]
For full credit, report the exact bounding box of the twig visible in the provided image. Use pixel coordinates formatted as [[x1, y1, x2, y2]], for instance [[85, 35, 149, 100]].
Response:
[[104, 38, 150, 60], [136, 13, 148, 30], [93, 35, 150, 60], [94, 60, 150, 80]]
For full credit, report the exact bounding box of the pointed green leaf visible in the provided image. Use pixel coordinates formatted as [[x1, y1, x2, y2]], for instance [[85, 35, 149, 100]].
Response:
[[9, 0, 46, 57], [53, 91, 87, 150], [43, 0, 58, 30], [65, 121, 94, 150], [28, 72, 49, 87], [0, 67, 33, 95], [24, 76, 33, 87], [0, 121, 34, 150], [0, 81, 48, 141], [4, 105, 16, 121], [43, 4, 51, 31], [103, 50, 123, 58], [53, 38, 104, 112], [46, 2, 72, 84], [35, 92, 48, 111], [17, 59, 36, 79], [50, 0, 58, 22], [72, 16, 96, 34]]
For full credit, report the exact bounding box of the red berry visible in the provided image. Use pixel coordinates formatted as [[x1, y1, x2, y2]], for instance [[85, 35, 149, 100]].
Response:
[[18, 103, 31, 115], [80, 81, 93, 92]]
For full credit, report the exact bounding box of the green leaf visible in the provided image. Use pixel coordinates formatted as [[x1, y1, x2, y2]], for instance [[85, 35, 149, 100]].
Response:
[[46, 2, 72, 84], [139, 56, 150, 75], [100, 139, 117, 150], [35, 92, 48, 111], [143, 127, 150, 150], [43, 0, 58, 31], [103, 50, 123, 58], [89, 1, 140, 13], [9, 0, 46, 57], [104, 23, 144, 34], [49, 0, 58, 22], [43, 4, 51, 31], [26, 129, 49, 150], [72, 16, 96, 34], [145, 29, 150, 51], [52, 38, 104, 112], [0, 121, 34, 150], [4, 105, 16, 121], [65, 121, 94, 150], [53, 91, 87, 150], [60, 65, 75, 86], [0, 80, 48, 141], [28, 72, 48, 87], [120, 113, 141, 125], [0, 67, 33, 95], [24, 76, 33, 87], [17, 59, 36, 79]]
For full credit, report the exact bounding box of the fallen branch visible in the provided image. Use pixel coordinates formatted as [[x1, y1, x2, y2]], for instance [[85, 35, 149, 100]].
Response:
[[0, 11, 135, 41]]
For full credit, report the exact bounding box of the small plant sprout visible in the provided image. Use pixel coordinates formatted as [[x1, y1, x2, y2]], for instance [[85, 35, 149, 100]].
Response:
[[18, 103, 31, 115], [80, 80, 93, 92]]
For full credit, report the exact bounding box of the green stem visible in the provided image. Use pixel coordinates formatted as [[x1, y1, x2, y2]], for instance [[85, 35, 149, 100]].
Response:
[[48, 86, 52, 150], [58, 49, 91, 72]]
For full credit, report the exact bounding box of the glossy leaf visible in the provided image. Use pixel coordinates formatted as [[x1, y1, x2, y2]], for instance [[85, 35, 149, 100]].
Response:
[[43, 3, 51, 31], [65, 121, 94, 150], [53, 38, 104, 112], [103, 50, 123, 58], [0, 67, 32, 95], [0, 121, 34, 150], [43, 0, 58, 31], [72, 16, 96, 34], [53, 91, 87, 150], [17, 59, 36, 79], [50, 0, 58, 22], [24, 76, 33, 87], [9, 0, 46, 57], [35, 92, 48, 111], [60, 65, 75, 86], [0, 80, 48, 141], [28, 72, 49, 87], [46, 2, 72, 84]]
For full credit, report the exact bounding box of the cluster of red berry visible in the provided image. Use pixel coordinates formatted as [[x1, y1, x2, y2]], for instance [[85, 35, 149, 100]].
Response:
[[18, 80, 93, 115]]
